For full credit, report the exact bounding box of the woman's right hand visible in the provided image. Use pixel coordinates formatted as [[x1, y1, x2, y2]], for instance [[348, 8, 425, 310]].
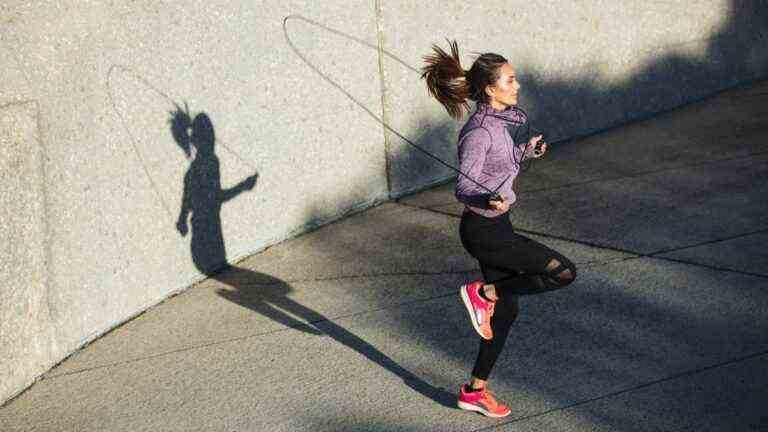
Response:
[[489, 194, 510, 213], [244, 173, 258, 191]]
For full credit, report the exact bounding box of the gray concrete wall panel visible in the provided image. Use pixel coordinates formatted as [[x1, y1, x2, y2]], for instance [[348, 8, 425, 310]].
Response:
[[0, 102, 53, 402]]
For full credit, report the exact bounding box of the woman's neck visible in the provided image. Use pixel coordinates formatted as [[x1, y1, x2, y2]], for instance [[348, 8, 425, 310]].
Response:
[[489, 99, 510, 111]]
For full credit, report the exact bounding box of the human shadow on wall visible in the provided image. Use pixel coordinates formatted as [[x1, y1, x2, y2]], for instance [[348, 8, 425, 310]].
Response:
[[171, 106, 319, 333], [171, 106, 259, 274], [170, 105, 454, 406]]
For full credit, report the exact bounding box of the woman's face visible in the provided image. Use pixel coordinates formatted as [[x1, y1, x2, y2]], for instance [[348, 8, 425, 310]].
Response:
[[486, 63, 520, 108]]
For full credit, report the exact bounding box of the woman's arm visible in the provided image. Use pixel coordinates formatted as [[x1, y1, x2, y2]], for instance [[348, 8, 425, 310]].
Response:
[[177, 171, 192, 236], [455, 128, 493, 208], [220, 173, 258, 203]]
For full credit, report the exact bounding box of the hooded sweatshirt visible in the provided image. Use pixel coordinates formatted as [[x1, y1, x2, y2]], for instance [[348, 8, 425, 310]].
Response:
[[455, 102, 536, 218]]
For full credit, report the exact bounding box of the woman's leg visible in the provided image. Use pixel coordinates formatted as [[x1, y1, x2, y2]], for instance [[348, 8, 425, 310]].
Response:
[[462, 223, 577, 384], [458, 262, 518, 418], [471, 280, 519, 383]]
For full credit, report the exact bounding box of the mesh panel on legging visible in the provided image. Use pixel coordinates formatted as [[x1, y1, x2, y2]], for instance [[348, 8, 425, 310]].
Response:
[[488, 253, 577, 296]]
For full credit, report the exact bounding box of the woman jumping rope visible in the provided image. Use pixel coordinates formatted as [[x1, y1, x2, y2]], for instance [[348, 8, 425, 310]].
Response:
[[422, 41, 577, 418]]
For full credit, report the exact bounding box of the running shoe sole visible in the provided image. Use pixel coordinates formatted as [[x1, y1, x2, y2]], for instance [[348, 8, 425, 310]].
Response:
[[457, 400, 511, 418], [460, 284, 491, 340]]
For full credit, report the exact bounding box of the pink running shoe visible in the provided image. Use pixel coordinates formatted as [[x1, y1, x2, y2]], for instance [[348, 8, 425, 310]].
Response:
[[460, 280, 495, 340], [458, 384, 511, 418]]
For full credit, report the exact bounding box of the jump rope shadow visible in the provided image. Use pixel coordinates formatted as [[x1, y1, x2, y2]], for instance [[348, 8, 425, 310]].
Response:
[[170, 106, 456, 408]]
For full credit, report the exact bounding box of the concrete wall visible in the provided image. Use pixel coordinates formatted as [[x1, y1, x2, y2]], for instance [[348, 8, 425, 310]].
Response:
[[1, 0, 766, 404]]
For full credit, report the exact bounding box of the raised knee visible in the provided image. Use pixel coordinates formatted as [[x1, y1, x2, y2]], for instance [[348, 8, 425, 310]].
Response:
[[558, 268, 575, 286], [546, 259, 576, 287]]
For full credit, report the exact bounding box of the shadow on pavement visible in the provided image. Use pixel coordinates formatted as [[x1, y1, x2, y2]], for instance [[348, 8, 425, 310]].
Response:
[[214, 266, 457, 408]]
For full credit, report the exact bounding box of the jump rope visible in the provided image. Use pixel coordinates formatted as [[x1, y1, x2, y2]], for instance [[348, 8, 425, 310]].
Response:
[[283, 15, 547, 203], [109, 16, 549, 219]]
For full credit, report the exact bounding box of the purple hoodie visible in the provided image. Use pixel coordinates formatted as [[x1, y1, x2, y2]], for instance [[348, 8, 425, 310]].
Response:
[[455, 103, 536, 218]]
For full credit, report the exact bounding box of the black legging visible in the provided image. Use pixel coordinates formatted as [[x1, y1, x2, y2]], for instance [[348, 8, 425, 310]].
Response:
[[459, 210, 577, 380]]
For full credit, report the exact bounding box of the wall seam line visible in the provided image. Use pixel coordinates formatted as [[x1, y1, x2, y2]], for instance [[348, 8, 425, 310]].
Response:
[[373, 0, 392, 198]]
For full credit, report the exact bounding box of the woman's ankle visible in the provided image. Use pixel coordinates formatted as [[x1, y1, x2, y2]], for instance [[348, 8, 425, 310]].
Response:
[[482, 284, 499, 302], [470, 377, 487, 391]]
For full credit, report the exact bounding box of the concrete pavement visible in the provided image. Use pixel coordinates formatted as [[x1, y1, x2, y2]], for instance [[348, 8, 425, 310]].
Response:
[[1, 81, 767, 431]]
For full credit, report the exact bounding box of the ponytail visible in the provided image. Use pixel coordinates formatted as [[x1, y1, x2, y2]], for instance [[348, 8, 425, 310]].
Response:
[[422, 40, 508, 119], [421, 40, 470, 119]]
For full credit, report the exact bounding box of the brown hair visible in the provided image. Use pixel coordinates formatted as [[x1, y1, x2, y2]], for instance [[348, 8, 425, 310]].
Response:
[[421, 40, 508, 119]]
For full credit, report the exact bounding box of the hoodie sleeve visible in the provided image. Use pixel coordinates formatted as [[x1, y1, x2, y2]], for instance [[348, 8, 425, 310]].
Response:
[[455, 127, 492, 208]]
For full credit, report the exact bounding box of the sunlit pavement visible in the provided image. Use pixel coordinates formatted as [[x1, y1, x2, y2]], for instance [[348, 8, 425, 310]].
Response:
[[1, 81, 767, 431]]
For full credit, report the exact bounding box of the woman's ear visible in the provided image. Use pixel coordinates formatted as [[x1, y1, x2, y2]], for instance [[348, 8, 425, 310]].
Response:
[[484, 84, 496, 100]]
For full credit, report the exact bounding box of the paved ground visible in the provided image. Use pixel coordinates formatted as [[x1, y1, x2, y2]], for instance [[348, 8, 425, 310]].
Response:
[[2, 81, 767, 431]]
